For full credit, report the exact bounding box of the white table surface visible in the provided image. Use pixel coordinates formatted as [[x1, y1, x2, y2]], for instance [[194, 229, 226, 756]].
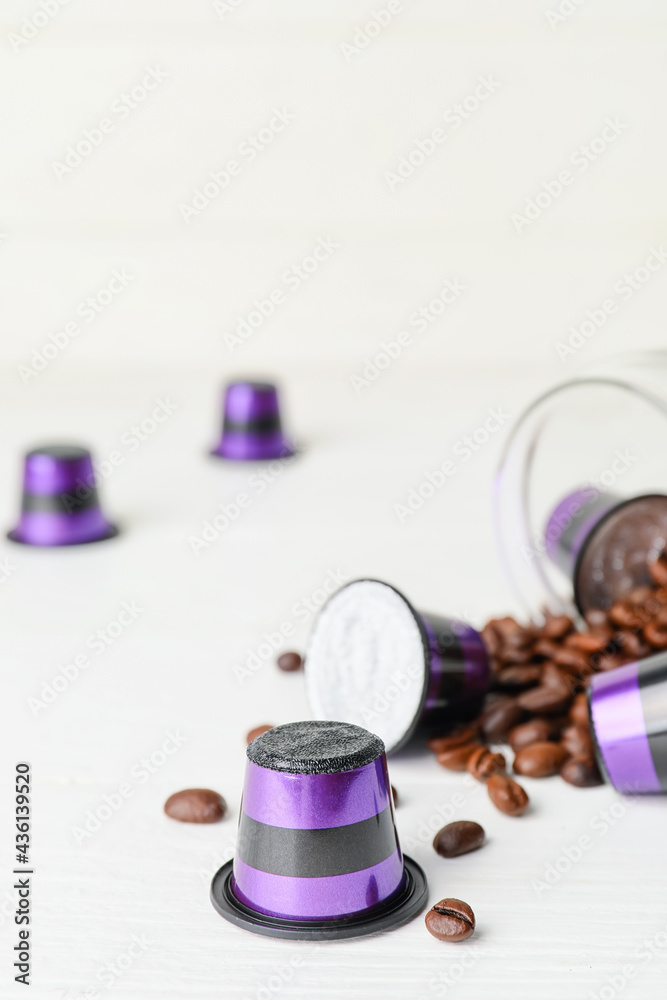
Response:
[[2, 2, 667, 996]]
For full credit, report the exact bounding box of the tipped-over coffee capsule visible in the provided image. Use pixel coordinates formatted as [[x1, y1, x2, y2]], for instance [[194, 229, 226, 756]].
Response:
[[589, 651, 667, 794], [211, 380, 294, 461], [210, 720, 427, 939], [545, 490, 667, 612], [305, 580, 490, 754], [7, 445, 118, 547]]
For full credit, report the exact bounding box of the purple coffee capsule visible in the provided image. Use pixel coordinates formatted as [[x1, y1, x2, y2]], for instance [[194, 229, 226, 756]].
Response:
[[7, 445, 118, 547], [544, 490, 667, 612], [210, 720, 427, 939], [305, 579, 490, 754], [211, 380, 294, 461], [588, 651, 667, 794]]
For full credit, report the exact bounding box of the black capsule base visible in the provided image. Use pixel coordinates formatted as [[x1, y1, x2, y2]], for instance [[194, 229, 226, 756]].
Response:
[[210, 856, 428, 941]]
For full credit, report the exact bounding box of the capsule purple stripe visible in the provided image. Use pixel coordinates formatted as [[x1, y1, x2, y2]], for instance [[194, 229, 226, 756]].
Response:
[[10, 509, 115, 546], [211, 429, 293, 461], [224, 382, 280, 423], [24, 451, 95, 495], [241, 759, 391, 830], [422, 618, 488, 712], [231, 849, 405, 920], [590, 662, 660, 794]]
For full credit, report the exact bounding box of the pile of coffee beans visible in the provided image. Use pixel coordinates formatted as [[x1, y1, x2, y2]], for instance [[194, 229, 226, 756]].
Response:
[[429, 553, 667, 813]]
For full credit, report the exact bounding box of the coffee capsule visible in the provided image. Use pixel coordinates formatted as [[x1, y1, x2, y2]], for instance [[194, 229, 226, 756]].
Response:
[[305, 579, 490, 754], [545, 491, 667, 612], [211, 380, 294, 461], [589, 651, 667, 794], [7, 445, 118, 547], [210, 720, 427, 939]]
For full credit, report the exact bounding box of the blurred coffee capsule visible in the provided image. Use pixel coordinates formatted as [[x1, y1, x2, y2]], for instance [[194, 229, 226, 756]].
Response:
[[305, 579, 490, 754], [210, 720, 427, 939], [7, 445, 118, 547], [211, 380, 294, 461], [589, 650, 667, 793]]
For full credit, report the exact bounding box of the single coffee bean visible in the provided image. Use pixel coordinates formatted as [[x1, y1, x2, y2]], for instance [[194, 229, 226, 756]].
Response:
[[276, 651, 303, 672], [479, 697, 525, 742], [508, 718, 558, 752], [246, 724, 274, 744], [560, 755, 604, 787], [643, 621, 667, 649], [541, 663, 578, 692], [427, 723, 479, 754], [542, 614, 574, 640], [496, 665, 541, 689], [513, 741, 569, 778], [425, 898, 476, 942], [433, 820, 485, 858], [609, 601, 642, 629], [564, 631, 609, 654], [648, 551, 667, 588], [436, 741, 482, 771], [617, 629, 652, 659], [481, 621, 502, 658], [164, 788, 227, 824], [391, 784, 399, 808], [533, 638, 560, 660], [487, 774, 529, 816], [561, 724, 593, 758], [517, 683, 572, 716], [554, 647, 590, 673], [569, 693, 589, 727], [467, 745, 506, 781]]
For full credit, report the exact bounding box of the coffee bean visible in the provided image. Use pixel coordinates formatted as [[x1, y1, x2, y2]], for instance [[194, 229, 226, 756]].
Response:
[[487, 774, 529, 816], [560, 755, 604, 787], [596, 652, 633, 672], [517, 683, 572, 715], [554, 647, 590, 673], [496, 665, 541, 689], [164, 788, 227, 824], [508, 718, 559, 752], [569, 693, 589, 727], [542, 614, 574, 640], [480, 622, 502, 658], [564, 632, 609, 654], [436, 742, 482, 771], [533, 638, 560, 659], [513, 741, 569, 778], [433, 820, 485, 858], [391, 784, 399, 808], [427, 723, 479, 754], [617, 630, 652, 659], [643, 621, 667, 649], [246, 724, 273, 744], [648, 551, 667, 588], [541, 663, 578, 691], [609, 601, 643, 629], [467, 746, 506, 781], [276, 651, 302, 672], [479, 697, 525, 742], [561, 724, 593, 758], [425, 898, 476, 942]]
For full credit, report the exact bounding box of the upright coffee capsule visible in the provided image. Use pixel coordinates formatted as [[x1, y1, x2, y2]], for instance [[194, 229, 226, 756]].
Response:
[[210, 720, 427, 939], [305, 579, 490, 754], [7, 445, 118, 547], [544, 491, 667, 612], [589, 651, 667, 794], [211, 380, 294, 461]]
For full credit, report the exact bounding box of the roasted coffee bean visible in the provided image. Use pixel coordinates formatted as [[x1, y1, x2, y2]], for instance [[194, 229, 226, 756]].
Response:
[[561, 724, 593, 758], [433, 820, 485, 858], [508, 718, 559, 752], [533, 638, 560, 660], [564, 631, 609, 654], [276, 651, 303, 672], [560, 755, 604, 787], [643, 621, 667, 649], [648, 551, 667, 588], [164, 788, 227, 824], [246, 724, 274, 744], [391, 785, 399, 808], [542, 663, 578, 692], [427, 723, 479, 754], [609, 601, 643, 629], [497, 644, 535, 665], [596, 652, 633, 672], [480, 622, 502, 658], [487, 774, 529, 816], [480, 697, 525, 742], [585, 608, 609, 629], [467, 746, 506, 781], [554, 647, 590, 673], [569, 693, 589, 727], [436, 742, 481, 771], [617, 629, 652, 659], [542, 614, 574, 640], [513, 741, 569, 778], [496, 665, 541, 689], [517, 683, 572, 716], [425, 898, 476, 942]]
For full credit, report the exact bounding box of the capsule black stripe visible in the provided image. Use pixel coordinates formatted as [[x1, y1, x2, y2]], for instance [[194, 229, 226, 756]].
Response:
[[237, 805, 399, 878], [638, 658, 667, 790], [22, 490, 100, 514], [223, 415, 280, 434]]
